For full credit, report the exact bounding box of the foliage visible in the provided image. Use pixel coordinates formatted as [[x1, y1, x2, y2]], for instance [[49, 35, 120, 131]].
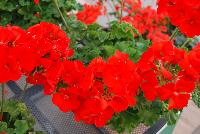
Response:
[[71, 21, 150, 64], [192, 88, 200, 108], [0, 0, 81, 29], [108, 93, 179, 133], [0, 100, 42, 134]]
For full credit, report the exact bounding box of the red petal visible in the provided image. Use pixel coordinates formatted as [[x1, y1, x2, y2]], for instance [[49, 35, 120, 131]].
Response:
[[168, 93, 190, 110], [160, 66, 173, 80], [110, 96, 128, 112]]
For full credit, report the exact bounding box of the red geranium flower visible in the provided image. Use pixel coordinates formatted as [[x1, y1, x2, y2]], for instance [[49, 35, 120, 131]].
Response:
[[52, 88, 81, 112], [157, 0, 200, 37], [0, 26, 30, 82], [88, 57, 106, 78], [137, 41, 189, 103], [179, 43, 200, 80], [103, 50, 141, 96], [122, 4, 169, 41], [27, 22, 72, 60], [157, 80, 192, 110], [74, 97, 114, 127], [0, 46, 21, 83], [76, 3, 102, 25], [140, 70, 158, 101], [34, 0, 39, 4]]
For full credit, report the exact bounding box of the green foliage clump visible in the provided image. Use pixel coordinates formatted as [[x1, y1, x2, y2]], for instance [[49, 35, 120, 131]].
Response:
[[0, 100, 42, 134], [108, 93, 179, 133], [0, 0, 81, 29], [70, 21, 150, 64]]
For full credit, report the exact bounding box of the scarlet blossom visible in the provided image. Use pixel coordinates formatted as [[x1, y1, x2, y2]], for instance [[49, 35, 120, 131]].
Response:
[[76, 3, 102, 25], [13, 47, 39, 73], [88, 57, 106, 78], [124, 0, 141, 7], [51, 60, 88, 112], [3, 19, 198, 127], [109, 96, 129, 112], [51, 50, 141, 127], [179, 43, 200, 79], [140, 70, 158, 101], [122, 5, 169, 41], [157, 0, 200, 37], [34, 0, 39, 4], [158, 72, 195, 110], [52, 88, 81, 112], [137, 41, 192, 106], [115, 5, 120, 11], [61, 60, 86, 87], [103, 50, 141, 96], [74, 98, 114, 127], [137, 41, 181, 72], [124, 0, 142, 13], [26, 72, 46, 85], [25, 22, 73, 92], [43, 61, 64, 94], [0, 46, 21, 83], [0, 25, 37, 82], [27, 22, 72, 60]]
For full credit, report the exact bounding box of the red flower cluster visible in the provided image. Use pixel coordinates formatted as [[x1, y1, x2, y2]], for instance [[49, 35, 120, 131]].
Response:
[[0, 22, 198, 128], [0, 22, 72, 88], [137, 41, 196, 110], [122, 0, 169, 42], [179, 42, 200, 79], [76, 2, 103, 25], [123, 0, 142, 12], [157, 0, 200, 37], [52, 51, 141, 127], [0, 26, 39, 83], [51, 41, 198, 126], [25, 22, 73, 94]]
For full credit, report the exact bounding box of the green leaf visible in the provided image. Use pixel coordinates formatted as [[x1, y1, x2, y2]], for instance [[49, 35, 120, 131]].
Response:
[[163, 111, 179, 125], [102, 45, 116, 57], [0, 122, 7, 131], [136, 39, 149, 52], [19, 0, 31, 6], [192, 88, 200, 108], [14, 120, 29, 134], [98, 31, 109, 42]]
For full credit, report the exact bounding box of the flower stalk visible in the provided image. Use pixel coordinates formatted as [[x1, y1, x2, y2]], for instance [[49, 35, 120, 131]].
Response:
[[119, 0, 124, 23], [52, 0, 70, 31]]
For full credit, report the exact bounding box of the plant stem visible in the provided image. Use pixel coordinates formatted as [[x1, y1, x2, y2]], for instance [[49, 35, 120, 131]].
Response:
[[1, 83, 5, 116], [119, 0, 124, 23], [136, 105, 141, 113], [181, 38, 192, 48], [170, 27, 179, 41], [125, 110, 135, 116], [53, 0, 70, 31], [38, 3, 43, 12]]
